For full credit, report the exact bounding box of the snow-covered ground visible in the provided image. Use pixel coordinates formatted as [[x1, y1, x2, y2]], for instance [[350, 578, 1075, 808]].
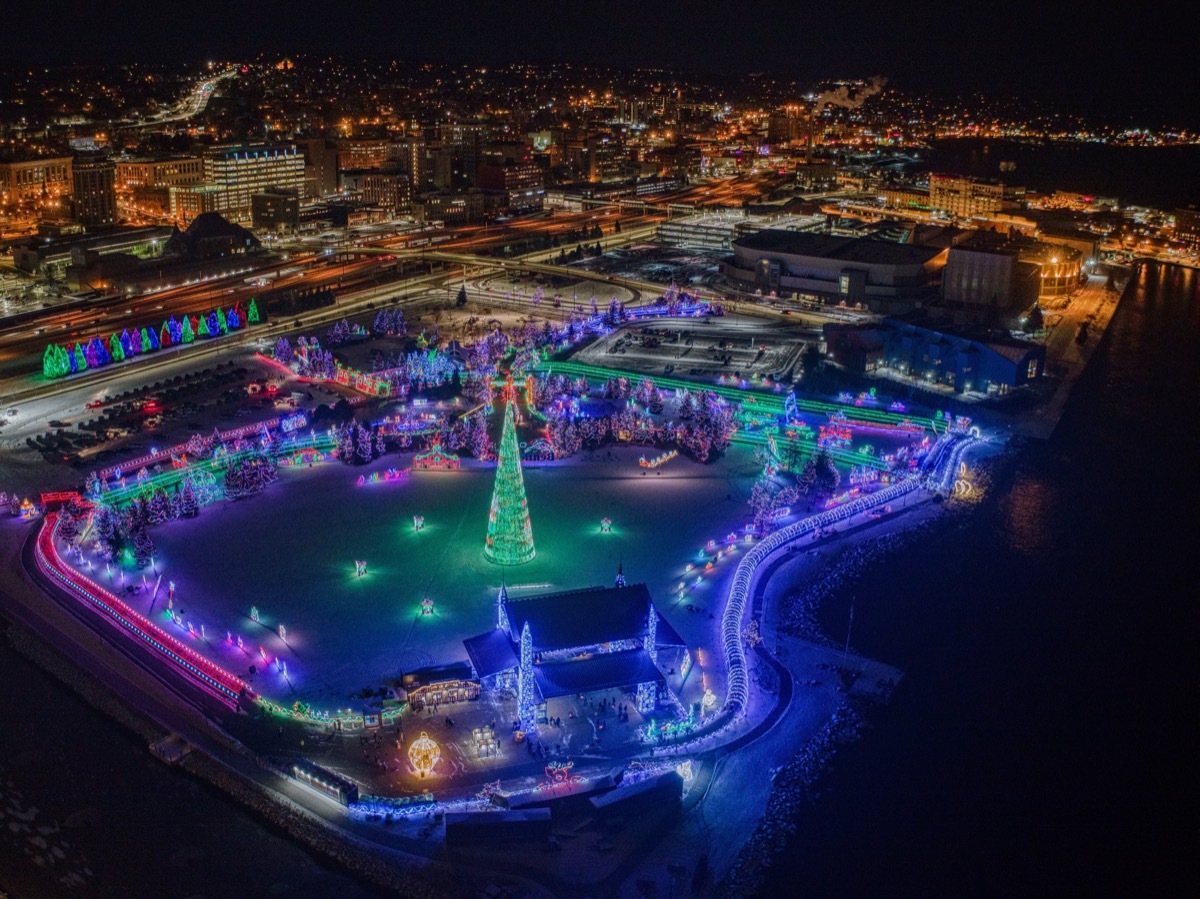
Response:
[[63, 443, 762, 715]]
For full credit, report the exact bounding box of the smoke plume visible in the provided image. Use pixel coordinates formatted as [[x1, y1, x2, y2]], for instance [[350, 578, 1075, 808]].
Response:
[[812, 76, 888, 115]]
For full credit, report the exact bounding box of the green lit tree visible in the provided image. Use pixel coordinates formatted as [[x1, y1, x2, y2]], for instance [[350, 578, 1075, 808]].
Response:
[[484, 401, 535, 565], [109, 332, 125, 362], [43, 344, 70, 379], [181, 316, 195, 343], [247, 298, 261, 324]]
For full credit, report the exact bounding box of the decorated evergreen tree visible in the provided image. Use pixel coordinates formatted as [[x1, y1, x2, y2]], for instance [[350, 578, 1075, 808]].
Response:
[[94, 507, 122, 561], [109, 333, 125, 362], [484, 401, 536, 565], [216, 307, 229, 334], [179, 478, 199, 518], [181, 316, 195, 343], [247, 298, 261, 324], [132, 525, 154, 569], [57, 509, 79, 545], [148, 488, 172, 524], [355, 425, 373, 463], [43, 344, 69, 379], [338, 427, 355, 463]]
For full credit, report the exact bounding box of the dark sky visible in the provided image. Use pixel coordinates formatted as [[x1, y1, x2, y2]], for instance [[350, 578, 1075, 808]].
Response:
[[10, 1, 1195, 127]]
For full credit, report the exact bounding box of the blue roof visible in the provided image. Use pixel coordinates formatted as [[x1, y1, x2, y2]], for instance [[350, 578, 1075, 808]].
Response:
[[504, 583, 653, 651], [463, 629, 519, 678], [533, 649, 664, 699]]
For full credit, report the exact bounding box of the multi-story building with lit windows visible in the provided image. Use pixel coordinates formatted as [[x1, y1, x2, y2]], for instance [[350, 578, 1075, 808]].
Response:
[[929, 173, 1024, 220], [115, 156, 203, 190], [477, 158, 544, 213], [71, 149, 118, 228], [0, 156, 73, 216], [169, 145, 305, 223]]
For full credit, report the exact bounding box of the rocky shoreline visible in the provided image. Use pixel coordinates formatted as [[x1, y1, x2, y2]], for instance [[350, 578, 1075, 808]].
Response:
[[720, 703, 865, 896]]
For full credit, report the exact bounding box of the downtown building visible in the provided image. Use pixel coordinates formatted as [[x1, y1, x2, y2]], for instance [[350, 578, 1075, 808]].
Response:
[[722, 229, 948, 314], [0, 155, 73, 220], [70, 148, 118, 228], [170, 145, 305, 224], [929, 173, 1025, 220]]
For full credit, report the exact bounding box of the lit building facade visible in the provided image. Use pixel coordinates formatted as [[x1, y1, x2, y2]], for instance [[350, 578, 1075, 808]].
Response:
[[115, 157, 203, 190], [930, 173, 1023, 220], [71, 150, 118, 228], [0, 156, 72, 216], [170, 145, 305, 223]]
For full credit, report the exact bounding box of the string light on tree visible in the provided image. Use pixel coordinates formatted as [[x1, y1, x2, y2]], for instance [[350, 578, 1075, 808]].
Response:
[[484, 399, 535, 565]]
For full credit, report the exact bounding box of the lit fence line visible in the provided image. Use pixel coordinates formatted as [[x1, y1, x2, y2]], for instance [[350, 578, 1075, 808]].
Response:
[[96, 417, 285, 480], [720, 433, 980, 715], [33, 513, 250, 705]]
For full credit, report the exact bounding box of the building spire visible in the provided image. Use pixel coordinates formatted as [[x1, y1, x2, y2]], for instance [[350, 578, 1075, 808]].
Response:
[[615, 557, 626, 588]]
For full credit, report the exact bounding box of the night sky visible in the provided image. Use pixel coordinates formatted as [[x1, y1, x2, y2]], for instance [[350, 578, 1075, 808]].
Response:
[[8, 3, 1196, 123]]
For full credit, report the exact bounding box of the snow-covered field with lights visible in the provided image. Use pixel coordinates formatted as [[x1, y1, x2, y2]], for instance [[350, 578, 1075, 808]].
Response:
[[69, 442, 762, 714]]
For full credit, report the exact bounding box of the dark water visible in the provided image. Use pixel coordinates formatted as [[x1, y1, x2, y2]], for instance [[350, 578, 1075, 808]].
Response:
[[925, 139, 1200, 210], [761, 262, 1200, 896]]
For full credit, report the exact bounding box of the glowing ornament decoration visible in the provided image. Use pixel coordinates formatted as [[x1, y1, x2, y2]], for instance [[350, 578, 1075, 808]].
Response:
[[355, 560, 368, 578], [600, 517, 612, 533], [420, 596, 434, 616], [408, 731, 441, 778], [250, 605, 260, 623], [484, 401, 535, 565], [278, 624, 287, 641], [413, 515, 424, 532]]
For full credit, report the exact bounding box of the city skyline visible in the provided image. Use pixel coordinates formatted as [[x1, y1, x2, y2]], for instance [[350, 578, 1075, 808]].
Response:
[[8, 1, 1198, 129]]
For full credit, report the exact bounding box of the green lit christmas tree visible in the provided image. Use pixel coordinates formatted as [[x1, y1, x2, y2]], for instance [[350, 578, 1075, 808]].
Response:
[[484, 401, 535, 565]]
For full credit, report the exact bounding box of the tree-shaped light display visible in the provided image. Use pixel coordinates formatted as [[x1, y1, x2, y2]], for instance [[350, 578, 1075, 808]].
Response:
[[484, 401, 535, 565], [408, 732, 440, 778]]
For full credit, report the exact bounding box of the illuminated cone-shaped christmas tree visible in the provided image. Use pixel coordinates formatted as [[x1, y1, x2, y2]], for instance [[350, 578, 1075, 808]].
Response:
[[484, 401, 535, 565]]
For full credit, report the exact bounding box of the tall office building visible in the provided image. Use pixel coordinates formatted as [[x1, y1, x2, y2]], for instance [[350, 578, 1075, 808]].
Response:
[[71, 149, 118, 228], [389, 137, 430, 193], [299, 139, 339, 198], [171, 144, 305, 223]]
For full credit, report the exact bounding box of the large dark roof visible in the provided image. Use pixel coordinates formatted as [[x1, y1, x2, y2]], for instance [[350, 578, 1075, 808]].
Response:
[[504, 584, 653, 652], [162, 213, 260, 257], [734, 229, 944, 266], [464, 629, 519, 678], [533, 649, 664, 699]]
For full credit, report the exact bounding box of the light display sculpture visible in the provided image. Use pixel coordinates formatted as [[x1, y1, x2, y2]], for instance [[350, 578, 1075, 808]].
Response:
[[484, 401, 535, 565], [408, 732, 440, 778]]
